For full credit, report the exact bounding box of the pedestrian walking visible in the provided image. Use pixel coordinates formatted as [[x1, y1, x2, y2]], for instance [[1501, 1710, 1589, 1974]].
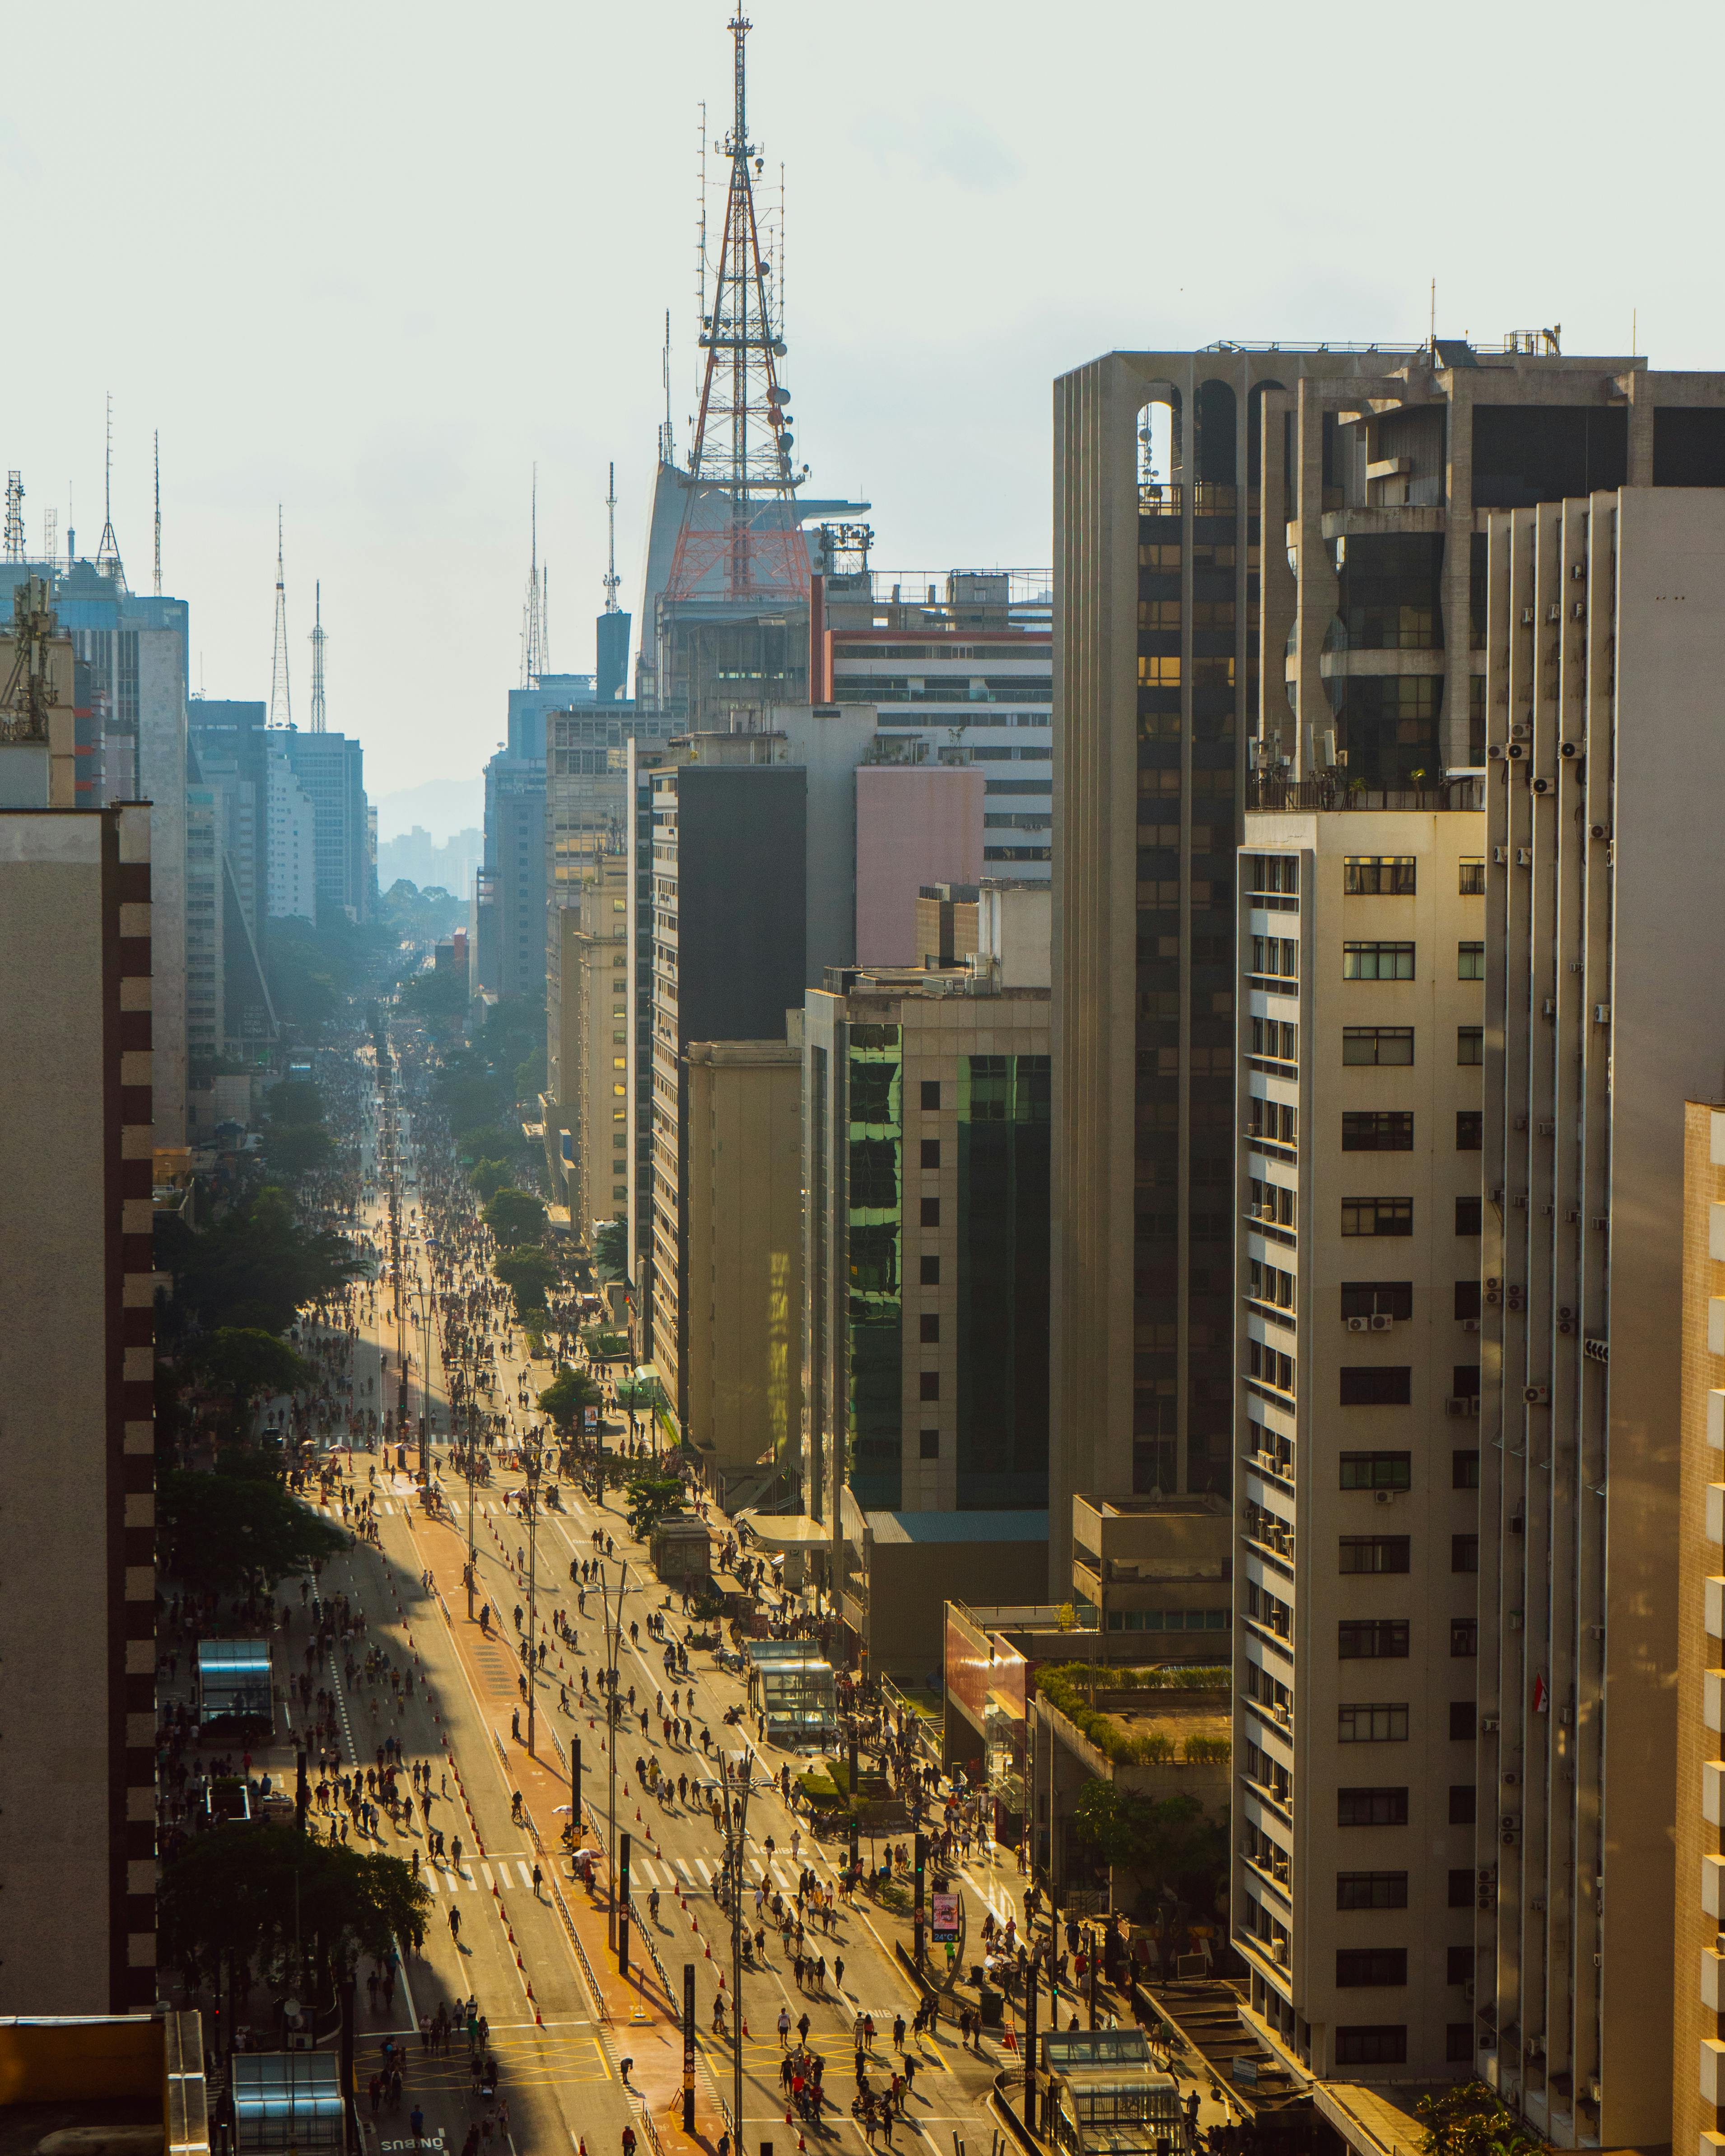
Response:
[[777, 2006, 792, 2047]]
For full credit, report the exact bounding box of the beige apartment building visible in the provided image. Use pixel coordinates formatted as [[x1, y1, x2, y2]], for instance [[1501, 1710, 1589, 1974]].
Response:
[[681, 1037, 804, 1497], [1476, 486, 1725, 2151], [544, 852, 630, 1238], [1231, 803, 1485, 2084], [1678, 1103, 1725, 2156]]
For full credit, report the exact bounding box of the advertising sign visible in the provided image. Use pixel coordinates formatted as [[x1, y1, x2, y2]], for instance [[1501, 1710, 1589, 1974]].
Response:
[[931, 1890, 960, 1943]]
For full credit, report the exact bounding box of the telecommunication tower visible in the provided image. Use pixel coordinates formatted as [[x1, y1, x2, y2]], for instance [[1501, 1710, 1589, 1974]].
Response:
[[4, 472, 24, 562], [153, 432, 162, 596], [603, 462, 620, 613], [522, 468, 550, 686], [95, 393, 126, 589], [309, 580, 328, 733], [268, 508, 293, 729], [664, 13, 807, 604]]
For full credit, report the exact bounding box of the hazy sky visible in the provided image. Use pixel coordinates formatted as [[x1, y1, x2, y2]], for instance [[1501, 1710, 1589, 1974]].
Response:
[[5, 0, 1716, 811]]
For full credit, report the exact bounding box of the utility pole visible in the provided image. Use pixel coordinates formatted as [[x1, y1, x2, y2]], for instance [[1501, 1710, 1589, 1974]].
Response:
[[597, 1559, 629, 1946], [524, 1440, 542, 1755], [719, 1746, 755, 2147]]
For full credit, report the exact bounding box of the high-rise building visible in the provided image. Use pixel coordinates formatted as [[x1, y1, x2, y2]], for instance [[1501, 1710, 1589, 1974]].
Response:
[[184, 781, 222, 1067], [266, 739, 317, 924], [480, 676, 595, 1003], [825, 563, 1054, 884], [630, 708, 877, 1423], [854, 764, 984, 966], [1050, 338, 1719, 1587], [0, 794, 158, 2012], [277, 727, 369, 927], [545, 850, 630, 1233], [1476, 484, 1725, 2149], [1228, 799, 1485, 2085], [1676, 1101, 1725, 2156], [801, 952, 1052, 1539]]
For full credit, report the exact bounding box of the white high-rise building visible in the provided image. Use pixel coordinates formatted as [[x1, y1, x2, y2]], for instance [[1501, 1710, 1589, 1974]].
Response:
[[266, 741, 316, 923]]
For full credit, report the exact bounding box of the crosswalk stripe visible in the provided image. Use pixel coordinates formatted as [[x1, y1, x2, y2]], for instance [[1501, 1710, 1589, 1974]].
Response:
[[518, 1861, 535, 1891], [676, 1859, 696, 1888], [424, 1868, 441, 1893], [481, 1863, 495, 1889], [695, 1858, 712, 1886]]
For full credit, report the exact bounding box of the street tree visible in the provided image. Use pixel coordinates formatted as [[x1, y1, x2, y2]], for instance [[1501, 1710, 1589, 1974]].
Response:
[[155, 1185, 361, 1338], [538, 1366, 604, 1434], [493, 1246, 558, 1321], [1072, 1783, 1227, 1905], [592, 1219, 627, 1280], [194, 1328, 315, 1439], [1416, 2083, 1546, 2156], [159, 1824, 429, 2000], [158, 1468, 348, 1594], [484, 1187, 547, 1246], [625, 1471, 686, 1541]]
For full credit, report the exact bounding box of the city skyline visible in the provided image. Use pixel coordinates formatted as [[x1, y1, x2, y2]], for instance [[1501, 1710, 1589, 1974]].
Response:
[[0, 0, 1716, 789]]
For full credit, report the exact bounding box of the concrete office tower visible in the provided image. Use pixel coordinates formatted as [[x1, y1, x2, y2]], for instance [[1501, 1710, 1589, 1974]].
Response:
[[630, 706, 876, 1423], [801, 950, 1051, 1664], [480, 676, 592, 1001], [0, 798, 158, 2011], [266, 739, 316, 923], [1477, 487, 1725, 2149], [544, 852, 630, 1232], [279, 728, 369, 927], [183, 783, 222, 1068], [1052, 339, 1716, 1582], [682, 1036, 805, 1498], [1677, 1104, 1725, 2156], [541, 703, 679, 1216], [825, 564, 1053, 880], [186, 699, 276, 1066], [854, 764, 984, 965], [1229, 803, 1485, 2088]]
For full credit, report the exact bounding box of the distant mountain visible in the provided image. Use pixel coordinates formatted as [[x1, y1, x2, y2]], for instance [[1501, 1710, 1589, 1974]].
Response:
[[375, 776, 485, 842]]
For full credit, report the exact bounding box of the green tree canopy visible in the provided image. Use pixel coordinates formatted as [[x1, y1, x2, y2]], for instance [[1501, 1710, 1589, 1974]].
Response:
[[538, 1366, 604, 1433], [485, 1187, 547, 1245], [159, 1468, 348, 1594], [493, 1247, 558, 1322], [592, 1220, 627, 1280], [625, 1471, 687, 1541], [263, 1121, 336, 1182], [469, 1158, 514, 1201], [195, 1328, 315, 1434], [1072, 1783, 1226, 1901], [268, 1079, 325, 1127], [1416, 2083, 1546, 2156], [402, 966, 468, 1024], [155, 1186, 362, 1337], [159, 1824, 429, 1995]]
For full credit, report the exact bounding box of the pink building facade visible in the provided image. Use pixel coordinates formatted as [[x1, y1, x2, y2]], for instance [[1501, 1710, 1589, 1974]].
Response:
[[854, 764, 985, 966]]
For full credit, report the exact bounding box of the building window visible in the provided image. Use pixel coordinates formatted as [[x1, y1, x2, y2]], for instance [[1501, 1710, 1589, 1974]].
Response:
[[1455, 1197, 1483, 1235], [1334, 2026, 1407, 2065], [1449, 1785, 1477, 1825], [1339, 1704, 1408, 1742], [1340, 1536, 1411, 1575], [1452, 1535, 1480, 1574], [1338, 1788, 1408, 1827], [1244, 853, 1300, 899], [1450, 1619, 1479, 1657], [1343, 942, 1414, 981], [1450, 1702, 1476, 1741], [1340, 1367, 1413, 1406], [1343, 1026, 1414, 1066], [1339, 1452, 1410, 1491], [1342, 1197, 1413, 1238], [1447, 2026, 1475, 2064], [1458, 941, 1485, 980], [1340, 1282, 1413, 1322], [921, 1138, 941, 1169], [1343, 1111, 1414, 1152], [1247, 1339, 1296, 1395], [1456, 1111, 1483, 1150], [919, 1430, 940, 1460], [1340, 1620, 1409, 1659], [1248, 935, 1298, 982], [1247, 1258, 1295, 1312], [1459, 857, 1485, 895], [921, 1080, 941, 1111], [1457, 1026, 1483, 1066], [1343, 857, 1416, 896], [1455, 1278, 1481, 1320], [920, 1313, 941, 1344], [1336, 1874, 1408, 1911], [1453, 1450, 1480, 1490], [1249, 1017, 1298, 1063], [1447, 1868, 1474, 1907], [920, 1197, 941, 1227], [920, 1255, 941, 1286], [919, 1371, 940, 1402]]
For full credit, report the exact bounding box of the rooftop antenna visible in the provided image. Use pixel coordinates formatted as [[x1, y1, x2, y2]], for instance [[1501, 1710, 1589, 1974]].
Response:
[[4, 472, 24, 563], [269, 507, 293, 729], [95, 392, 126, 588], [603, 462, 620, 613], [665, 13, 808, 605], [659, 309, 675, 469], [1428, 278, 1436, 352], [43, 505, 56, 567], [309, 579, 327, 733], [522, 468, 547, 686], [153, 431, 161, 596]]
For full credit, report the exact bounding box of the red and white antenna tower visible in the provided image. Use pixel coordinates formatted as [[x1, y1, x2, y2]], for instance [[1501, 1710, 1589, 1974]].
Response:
[[664, 13, 807, 604]]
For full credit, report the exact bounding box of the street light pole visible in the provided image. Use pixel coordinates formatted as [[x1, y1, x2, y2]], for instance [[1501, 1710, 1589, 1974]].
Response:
[[463, 1340, 478, 1621], [720, 1746, 754, 2148], [524, 1439, 541, 1756], [597, 1558, 628, 1947]]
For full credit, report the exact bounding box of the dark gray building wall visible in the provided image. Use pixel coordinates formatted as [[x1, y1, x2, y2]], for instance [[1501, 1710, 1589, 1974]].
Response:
[[674, 766, 806, 1046]]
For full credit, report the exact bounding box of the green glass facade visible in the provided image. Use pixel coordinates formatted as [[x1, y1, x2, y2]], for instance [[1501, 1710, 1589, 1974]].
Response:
[[846, 1024, 902, 1510]]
